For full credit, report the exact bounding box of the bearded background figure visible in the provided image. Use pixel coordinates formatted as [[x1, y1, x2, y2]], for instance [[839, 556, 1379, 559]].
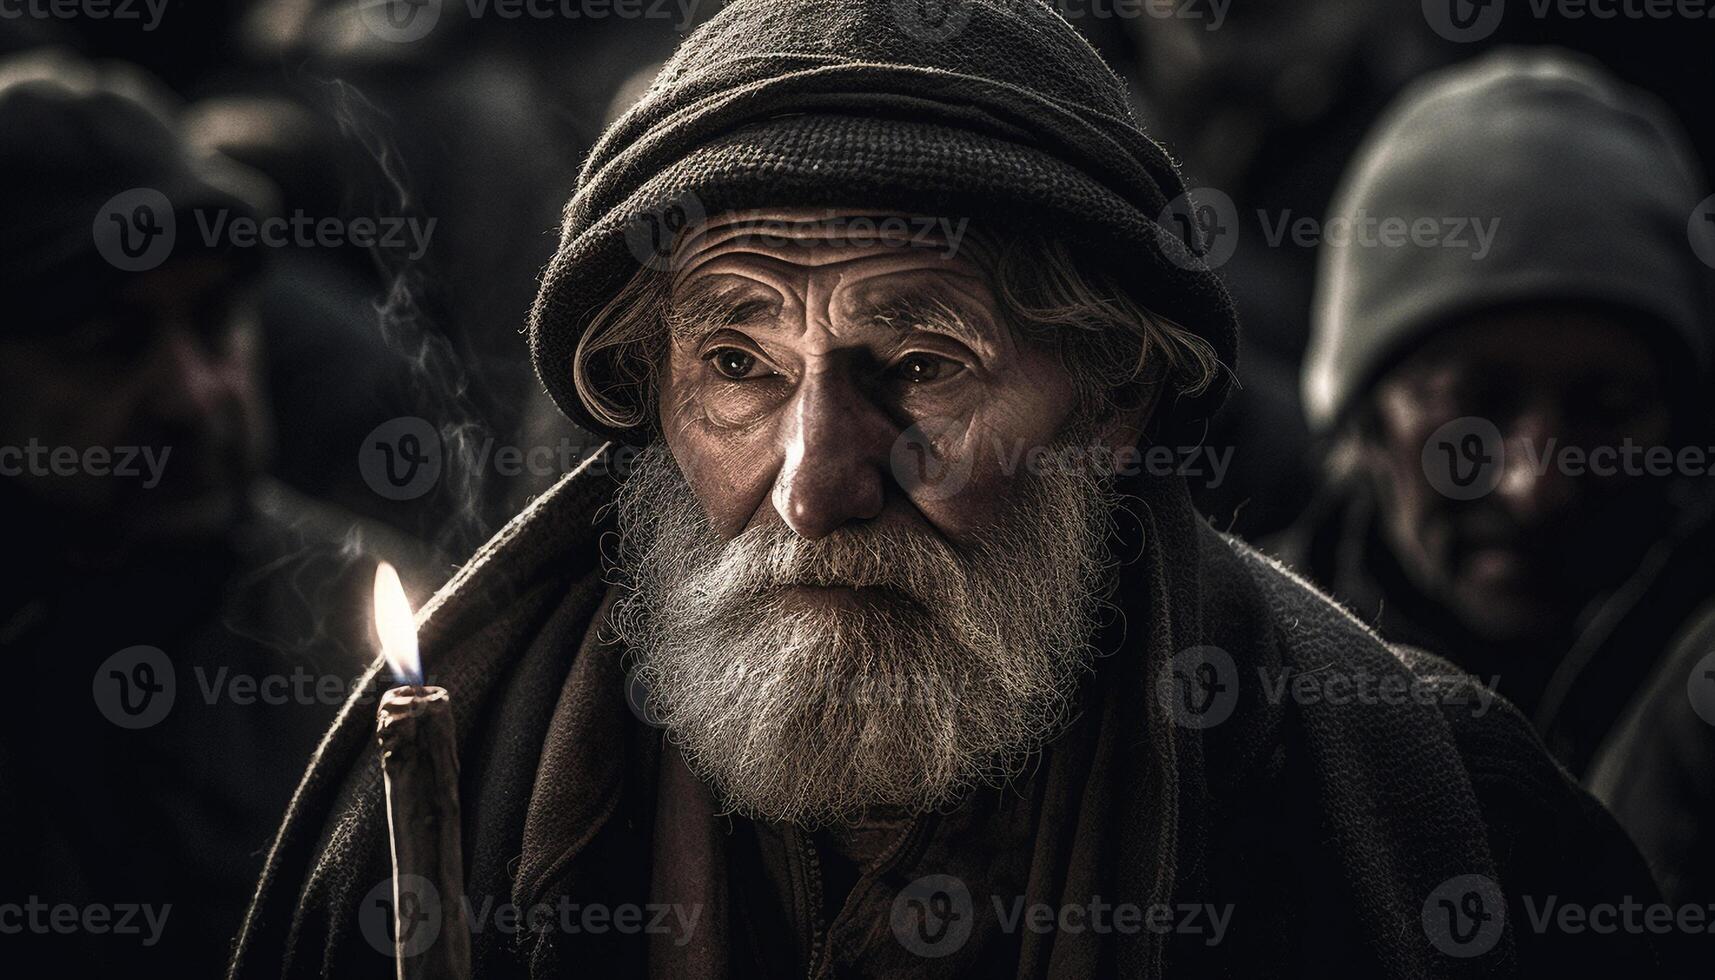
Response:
[[229, 2, 1674, 978]]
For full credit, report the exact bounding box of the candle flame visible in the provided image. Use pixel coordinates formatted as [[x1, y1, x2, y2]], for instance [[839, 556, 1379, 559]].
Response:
[[373, 561, 420, 686]]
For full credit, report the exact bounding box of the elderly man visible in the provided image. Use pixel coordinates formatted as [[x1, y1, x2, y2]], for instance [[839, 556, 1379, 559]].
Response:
[[231, 4, 1668, 977], [1280, 49, 1715, 776]]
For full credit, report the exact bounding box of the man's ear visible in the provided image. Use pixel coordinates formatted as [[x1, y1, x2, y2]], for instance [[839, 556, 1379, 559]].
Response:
[[1094, 402, 1150, 471], [1326, 406, 1382, 490]]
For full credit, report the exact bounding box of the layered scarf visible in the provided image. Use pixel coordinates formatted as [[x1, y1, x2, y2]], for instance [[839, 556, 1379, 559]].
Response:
[[229, 446, 1518, 979]]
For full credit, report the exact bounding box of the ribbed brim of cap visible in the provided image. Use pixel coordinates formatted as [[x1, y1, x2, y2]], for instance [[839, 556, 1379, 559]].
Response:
[[530, 112, 1238, 444]]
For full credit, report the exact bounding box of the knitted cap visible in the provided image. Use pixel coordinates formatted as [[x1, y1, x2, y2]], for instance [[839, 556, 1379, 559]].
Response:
[[529, 0, 1238, 442], [1303, 47, 1714, 434]]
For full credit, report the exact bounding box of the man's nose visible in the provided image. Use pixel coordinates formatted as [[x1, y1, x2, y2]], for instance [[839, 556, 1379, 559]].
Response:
[[1495, 408, 1574, 527], [146, 325, 233, 423], [772, 368, 890, 539]]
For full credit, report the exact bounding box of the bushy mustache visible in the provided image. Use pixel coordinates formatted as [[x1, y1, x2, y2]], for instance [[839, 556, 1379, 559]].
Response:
[[606, 440, 1118, 826]]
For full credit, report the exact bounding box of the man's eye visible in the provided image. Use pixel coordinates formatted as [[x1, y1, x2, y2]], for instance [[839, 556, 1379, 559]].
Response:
[[893, 352, 960, 384], [707, 347, 764, 380]]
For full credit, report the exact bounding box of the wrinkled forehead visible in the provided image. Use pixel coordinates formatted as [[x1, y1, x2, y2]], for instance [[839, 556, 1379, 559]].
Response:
[[668, 208, 992, 300]]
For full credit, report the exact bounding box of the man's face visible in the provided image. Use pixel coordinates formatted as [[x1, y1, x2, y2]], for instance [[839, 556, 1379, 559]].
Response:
[[655, 211, 1123, 545], [0, 255, 265, 553], [615, 210, 1136, 825], [1364, 306, 1676, 643]]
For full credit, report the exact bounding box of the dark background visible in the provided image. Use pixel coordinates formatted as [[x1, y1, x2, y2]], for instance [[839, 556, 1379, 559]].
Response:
[[5, 0, 1712, 556]]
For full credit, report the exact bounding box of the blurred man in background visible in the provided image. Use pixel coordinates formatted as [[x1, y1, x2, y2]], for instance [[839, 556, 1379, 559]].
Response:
[[1280, 48, 1715, 775], [0, 52, 430, 974]]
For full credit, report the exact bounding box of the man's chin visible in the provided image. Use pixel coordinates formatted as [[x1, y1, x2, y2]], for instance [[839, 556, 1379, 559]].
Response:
[[122, 485, 245, 545], [1450, 578, 1574, 645], [770, 582, 923, 615]]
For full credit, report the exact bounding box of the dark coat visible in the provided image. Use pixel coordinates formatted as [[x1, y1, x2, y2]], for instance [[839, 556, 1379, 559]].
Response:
[[1270, 486, 1715, 778], [228, 450, 1670, 978], [1590, 601, 1715, 910]]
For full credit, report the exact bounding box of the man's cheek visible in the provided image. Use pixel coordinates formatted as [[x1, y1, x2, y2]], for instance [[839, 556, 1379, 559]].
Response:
[[904, 451, 1027, 542], [666, 427, 781, 540]]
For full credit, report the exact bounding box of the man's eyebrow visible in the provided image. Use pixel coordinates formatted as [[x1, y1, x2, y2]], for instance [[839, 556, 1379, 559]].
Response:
[[856, 291, 990, 347], [664, 279, 777, 342]]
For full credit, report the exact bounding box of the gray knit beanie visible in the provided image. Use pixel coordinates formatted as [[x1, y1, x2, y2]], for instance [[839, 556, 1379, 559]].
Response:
[[1303, 47, 1714, 434], [529, 0, 1239, 443]]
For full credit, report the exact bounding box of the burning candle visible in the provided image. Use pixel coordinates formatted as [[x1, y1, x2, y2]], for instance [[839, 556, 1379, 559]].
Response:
[[374, 561, 472, 980]]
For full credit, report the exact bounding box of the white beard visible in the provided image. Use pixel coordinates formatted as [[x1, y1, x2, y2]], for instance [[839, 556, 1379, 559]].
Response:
[[610, 441, 1116, 827]]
